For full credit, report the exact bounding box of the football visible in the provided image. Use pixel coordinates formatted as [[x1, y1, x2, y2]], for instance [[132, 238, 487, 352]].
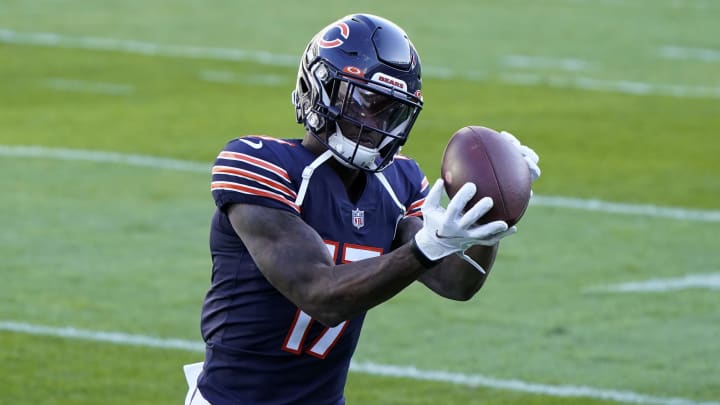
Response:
[[441, 126, 532, 226]]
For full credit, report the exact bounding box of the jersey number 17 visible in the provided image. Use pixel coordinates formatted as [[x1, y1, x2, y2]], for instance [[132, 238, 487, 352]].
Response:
[[281, 241, 383, 359]]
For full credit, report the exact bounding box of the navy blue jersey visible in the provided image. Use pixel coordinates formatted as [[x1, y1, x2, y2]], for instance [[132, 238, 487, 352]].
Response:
[[198, 136, 429, 404]]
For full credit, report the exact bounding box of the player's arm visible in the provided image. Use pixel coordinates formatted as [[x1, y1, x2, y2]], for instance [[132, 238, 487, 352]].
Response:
[[226, 202, 431, 327], [227, 177, 511, 326], [393, 215, 499, 300]]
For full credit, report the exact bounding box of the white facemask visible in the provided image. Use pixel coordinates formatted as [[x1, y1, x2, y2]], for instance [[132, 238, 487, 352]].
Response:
[[327, 123, 381, 170]]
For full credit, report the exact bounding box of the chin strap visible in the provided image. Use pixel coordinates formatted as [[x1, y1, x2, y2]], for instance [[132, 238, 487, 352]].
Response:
[[294, 150, 334, 208], [374, 172, 406, 213]]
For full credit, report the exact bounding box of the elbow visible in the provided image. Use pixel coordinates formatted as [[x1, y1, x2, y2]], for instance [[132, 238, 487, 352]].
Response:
[[296, 286, 352, 328], [284, 266, 367, 327], [312, 313, 346, 328], [448, 287, 481, 301], [443, 279, 485, 301], [303, 303, 348, 327]]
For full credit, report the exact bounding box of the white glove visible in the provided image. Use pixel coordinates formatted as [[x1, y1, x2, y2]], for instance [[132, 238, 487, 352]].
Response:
[[500, 130, 541, 182], [413, 179, 517, 272]]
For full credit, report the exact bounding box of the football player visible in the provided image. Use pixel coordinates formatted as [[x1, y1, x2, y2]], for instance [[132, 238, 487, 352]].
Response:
[[184, 13, 540, 405]]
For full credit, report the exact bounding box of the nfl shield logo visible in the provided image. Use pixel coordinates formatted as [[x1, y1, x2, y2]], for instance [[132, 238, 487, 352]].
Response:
[[352, 208, 365, 229]]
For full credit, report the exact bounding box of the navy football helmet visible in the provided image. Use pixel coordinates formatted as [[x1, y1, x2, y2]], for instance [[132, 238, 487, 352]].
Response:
[[292, 14, 423, 172]]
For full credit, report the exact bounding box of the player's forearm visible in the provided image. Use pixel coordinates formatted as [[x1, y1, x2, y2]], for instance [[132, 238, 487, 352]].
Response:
[[395, 215, 498, 300], [299, 242, 430, 327], [418, 244, 498, 300]]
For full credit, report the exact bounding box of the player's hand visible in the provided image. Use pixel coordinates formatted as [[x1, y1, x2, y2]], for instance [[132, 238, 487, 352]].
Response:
[[413, 180, 516, 266], [500, 130, 541, 182]]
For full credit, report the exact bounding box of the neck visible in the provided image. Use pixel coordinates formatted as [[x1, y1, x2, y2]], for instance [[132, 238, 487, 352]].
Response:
[[302, 132, 365, 197]]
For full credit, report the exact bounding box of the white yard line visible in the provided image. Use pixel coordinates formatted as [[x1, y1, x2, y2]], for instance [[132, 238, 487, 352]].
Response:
[[1, 29, 719, 99], [0, 145, 210, 173], [199, 70, 288, 86], [44, 78, 135, 95], [1, 320, 717, 405], [0, 29, 298, 66], [501, 73, 720, 98], [530, 195, 720, 222], [591, 273, 720, 293], [1, 144, 719, 223], [659, 46, 720, 63], [501, 55, 594, 72]]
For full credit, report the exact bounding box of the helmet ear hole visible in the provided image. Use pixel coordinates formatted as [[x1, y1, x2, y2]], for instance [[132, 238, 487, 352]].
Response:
[[295, 75, 315, 117], [298, 76, 309, 95]]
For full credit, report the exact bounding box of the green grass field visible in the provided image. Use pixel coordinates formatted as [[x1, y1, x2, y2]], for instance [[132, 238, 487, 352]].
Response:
[[1, 1, 719, 404]]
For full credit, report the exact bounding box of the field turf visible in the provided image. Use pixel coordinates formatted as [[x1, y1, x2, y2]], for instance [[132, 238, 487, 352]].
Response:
[[1, 1, 719, 404]]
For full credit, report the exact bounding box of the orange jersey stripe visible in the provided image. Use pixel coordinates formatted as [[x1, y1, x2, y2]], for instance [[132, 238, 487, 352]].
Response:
[[420, 176, 429, 192], [217, 151, 291, 182], [212, 165, 297, 199], [407, 198, 426, 212], [211, 181, 300, 213]]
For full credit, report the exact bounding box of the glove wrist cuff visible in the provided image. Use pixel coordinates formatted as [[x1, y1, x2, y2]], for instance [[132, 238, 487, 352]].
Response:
[[410, 238, 441, 269]]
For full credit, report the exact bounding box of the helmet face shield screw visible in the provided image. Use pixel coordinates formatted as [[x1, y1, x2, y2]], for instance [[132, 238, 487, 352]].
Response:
[[316, 64, 329, 82], [307, 113, 320, 129]]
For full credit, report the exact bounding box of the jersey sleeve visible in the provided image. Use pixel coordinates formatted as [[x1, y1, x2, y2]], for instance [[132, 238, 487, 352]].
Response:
[[210, 137, 300, 215], [396, 156, 430, 218]]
